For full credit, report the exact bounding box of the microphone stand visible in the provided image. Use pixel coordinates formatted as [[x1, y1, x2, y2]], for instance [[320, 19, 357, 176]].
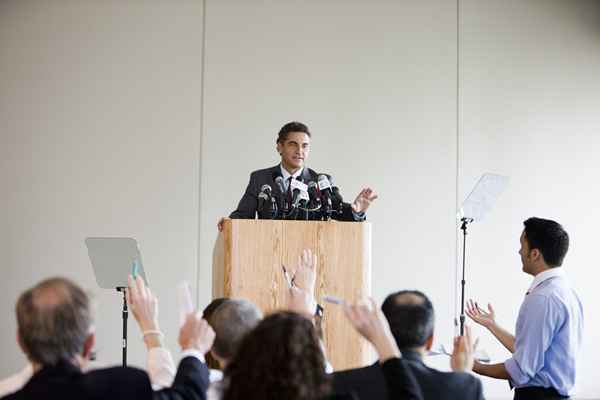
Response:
[[459, 217, 473, 336], [270, 196, 278, 219], [115, 287, 128, 366]]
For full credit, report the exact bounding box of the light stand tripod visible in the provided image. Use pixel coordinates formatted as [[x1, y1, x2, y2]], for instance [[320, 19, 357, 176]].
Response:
[[459, 217, 473, 336]]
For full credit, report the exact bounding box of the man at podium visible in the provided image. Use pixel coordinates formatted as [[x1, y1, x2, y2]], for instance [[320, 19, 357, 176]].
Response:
[[218, 121, 377, 230]]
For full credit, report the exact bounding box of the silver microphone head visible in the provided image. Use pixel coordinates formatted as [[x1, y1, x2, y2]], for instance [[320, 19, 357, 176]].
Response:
[[274, 176, 286, 192], [260, 184, 272, 194]]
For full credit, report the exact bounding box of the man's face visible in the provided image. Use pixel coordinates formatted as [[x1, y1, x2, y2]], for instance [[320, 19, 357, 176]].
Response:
[[277, 131, 310, 171], [519, 231, 534, 274]]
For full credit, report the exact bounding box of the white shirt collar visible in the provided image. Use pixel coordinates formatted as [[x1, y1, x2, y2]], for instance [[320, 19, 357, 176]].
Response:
[[280, 164, 303, 187], [528, 268, 565, 293]]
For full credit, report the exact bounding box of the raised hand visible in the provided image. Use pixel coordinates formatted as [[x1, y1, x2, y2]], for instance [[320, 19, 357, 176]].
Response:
[[466, 299, 496, 329], [126, 275, 159, 332], [178, 312, 215, 355], [451, 325, 476, 372], [286, 249, 317, 316], [351, 187, 378, 214], [344, 298, 399, 361], [291, 249, 317, 293]]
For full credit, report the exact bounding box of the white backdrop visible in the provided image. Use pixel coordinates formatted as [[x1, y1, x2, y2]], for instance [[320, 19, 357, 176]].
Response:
[[1, 1, 599, 398]]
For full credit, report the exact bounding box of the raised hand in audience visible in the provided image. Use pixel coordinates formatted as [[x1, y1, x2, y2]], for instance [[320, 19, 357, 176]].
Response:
[[450, 325, 476, 372], [126, 275, 163, 349], [286, 249, 317, 317], [179, 312, 215, 354], [466, 299, 496, 329], [344, 298, 400, 362]]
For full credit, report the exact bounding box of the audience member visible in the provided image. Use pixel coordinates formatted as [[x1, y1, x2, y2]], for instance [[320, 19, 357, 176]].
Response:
[[467, 217, 583, 400], [1, 276, 214, 400], [202, 298, 230, 370], [333, 291, 483, 400]]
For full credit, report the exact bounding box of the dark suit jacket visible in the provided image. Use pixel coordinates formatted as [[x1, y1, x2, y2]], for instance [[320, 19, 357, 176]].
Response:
[[2, 356, 209, 400], [332, 350, 484, 400], [229, 165, 363, 221]]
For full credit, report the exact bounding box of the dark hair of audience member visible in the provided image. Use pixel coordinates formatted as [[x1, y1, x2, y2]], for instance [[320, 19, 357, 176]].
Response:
[[222, 311, 331, 400], [16, 277, 92, 366], [523, 217, 570, 267], [381, 290, 434, 351], [277, 121, 311, 144], [202, 297, 230, 370]]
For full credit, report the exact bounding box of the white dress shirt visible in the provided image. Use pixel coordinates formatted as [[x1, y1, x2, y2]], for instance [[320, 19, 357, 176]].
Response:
[[280, 165, 304, 191]]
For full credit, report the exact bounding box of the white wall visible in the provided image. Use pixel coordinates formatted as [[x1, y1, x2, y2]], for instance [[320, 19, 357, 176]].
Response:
[[460, 1, 600, 397], [0, 0, 204, 372], [197, 0, 458, 373], [1, 1, 599, 398]]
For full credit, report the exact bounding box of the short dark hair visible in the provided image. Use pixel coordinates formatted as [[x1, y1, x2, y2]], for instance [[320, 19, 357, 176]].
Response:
[[523, 217, 570, 267], [210, 299, 262, 360], [16, 277, 92, 366], [276, 121, 311, 144], [381, 290, 434, 350]]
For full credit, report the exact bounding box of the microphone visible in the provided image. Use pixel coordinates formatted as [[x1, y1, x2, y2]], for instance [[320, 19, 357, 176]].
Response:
[[290, 178, 309, 210], [317, 175, 334, 218], [274, 176, 285, 191], [327, 176, 344, 210], [260, 184, 272, 196], [307, 181, 321, 208], [274, 176, 287, 212], [257, 184, 272, 213]]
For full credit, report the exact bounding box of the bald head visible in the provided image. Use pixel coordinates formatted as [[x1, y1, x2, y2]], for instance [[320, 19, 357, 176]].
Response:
[[381, 290, 435, 351], [16, 277, 92, 366]]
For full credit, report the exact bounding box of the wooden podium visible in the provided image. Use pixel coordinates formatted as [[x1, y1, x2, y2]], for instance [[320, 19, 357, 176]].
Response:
[[213, 219, 372, 370]]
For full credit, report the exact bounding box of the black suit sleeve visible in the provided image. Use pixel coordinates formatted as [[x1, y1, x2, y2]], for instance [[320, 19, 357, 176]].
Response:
[[333, 203, 366, 222], [229, 172, 259, 219], [380, 358, 424, 400], [153, 356, 210, 400]]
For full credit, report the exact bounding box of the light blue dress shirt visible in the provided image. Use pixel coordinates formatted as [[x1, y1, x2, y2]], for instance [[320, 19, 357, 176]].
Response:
[[504, 268, 584, 396]]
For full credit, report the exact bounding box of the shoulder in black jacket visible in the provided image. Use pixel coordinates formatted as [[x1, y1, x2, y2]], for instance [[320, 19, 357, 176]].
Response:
[[1, 356, 209, 400], [332, 351, 484, 400]]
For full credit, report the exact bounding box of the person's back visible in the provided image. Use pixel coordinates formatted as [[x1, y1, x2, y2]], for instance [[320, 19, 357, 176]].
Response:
[[4, 276, 212, 400], [3, 361, 152, 400], [333, 354, 482, 400], [332, 290, 483, 400]]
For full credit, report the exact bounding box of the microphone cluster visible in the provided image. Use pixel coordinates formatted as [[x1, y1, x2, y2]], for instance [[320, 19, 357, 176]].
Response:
[[258, 175, 345, 220]]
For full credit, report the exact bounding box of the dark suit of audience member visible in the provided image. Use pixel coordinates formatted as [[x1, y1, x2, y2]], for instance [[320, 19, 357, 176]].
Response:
[[332, 290, 484, 400], [333, 351, 483, 400], [2, 356, 208, 400], [2, 277, 213, 400]]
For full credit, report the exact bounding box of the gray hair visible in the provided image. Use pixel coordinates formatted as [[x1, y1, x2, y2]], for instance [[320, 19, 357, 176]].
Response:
[[211, 299, 262, 360], [16, 277, 92, 366]]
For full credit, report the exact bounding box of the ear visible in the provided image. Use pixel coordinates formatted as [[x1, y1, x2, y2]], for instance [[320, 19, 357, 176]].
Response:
[[425, 334, 434, 351], [530, 248, 542, 262], [82, 332, 96, 360], [276, 142, 283, 155]]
